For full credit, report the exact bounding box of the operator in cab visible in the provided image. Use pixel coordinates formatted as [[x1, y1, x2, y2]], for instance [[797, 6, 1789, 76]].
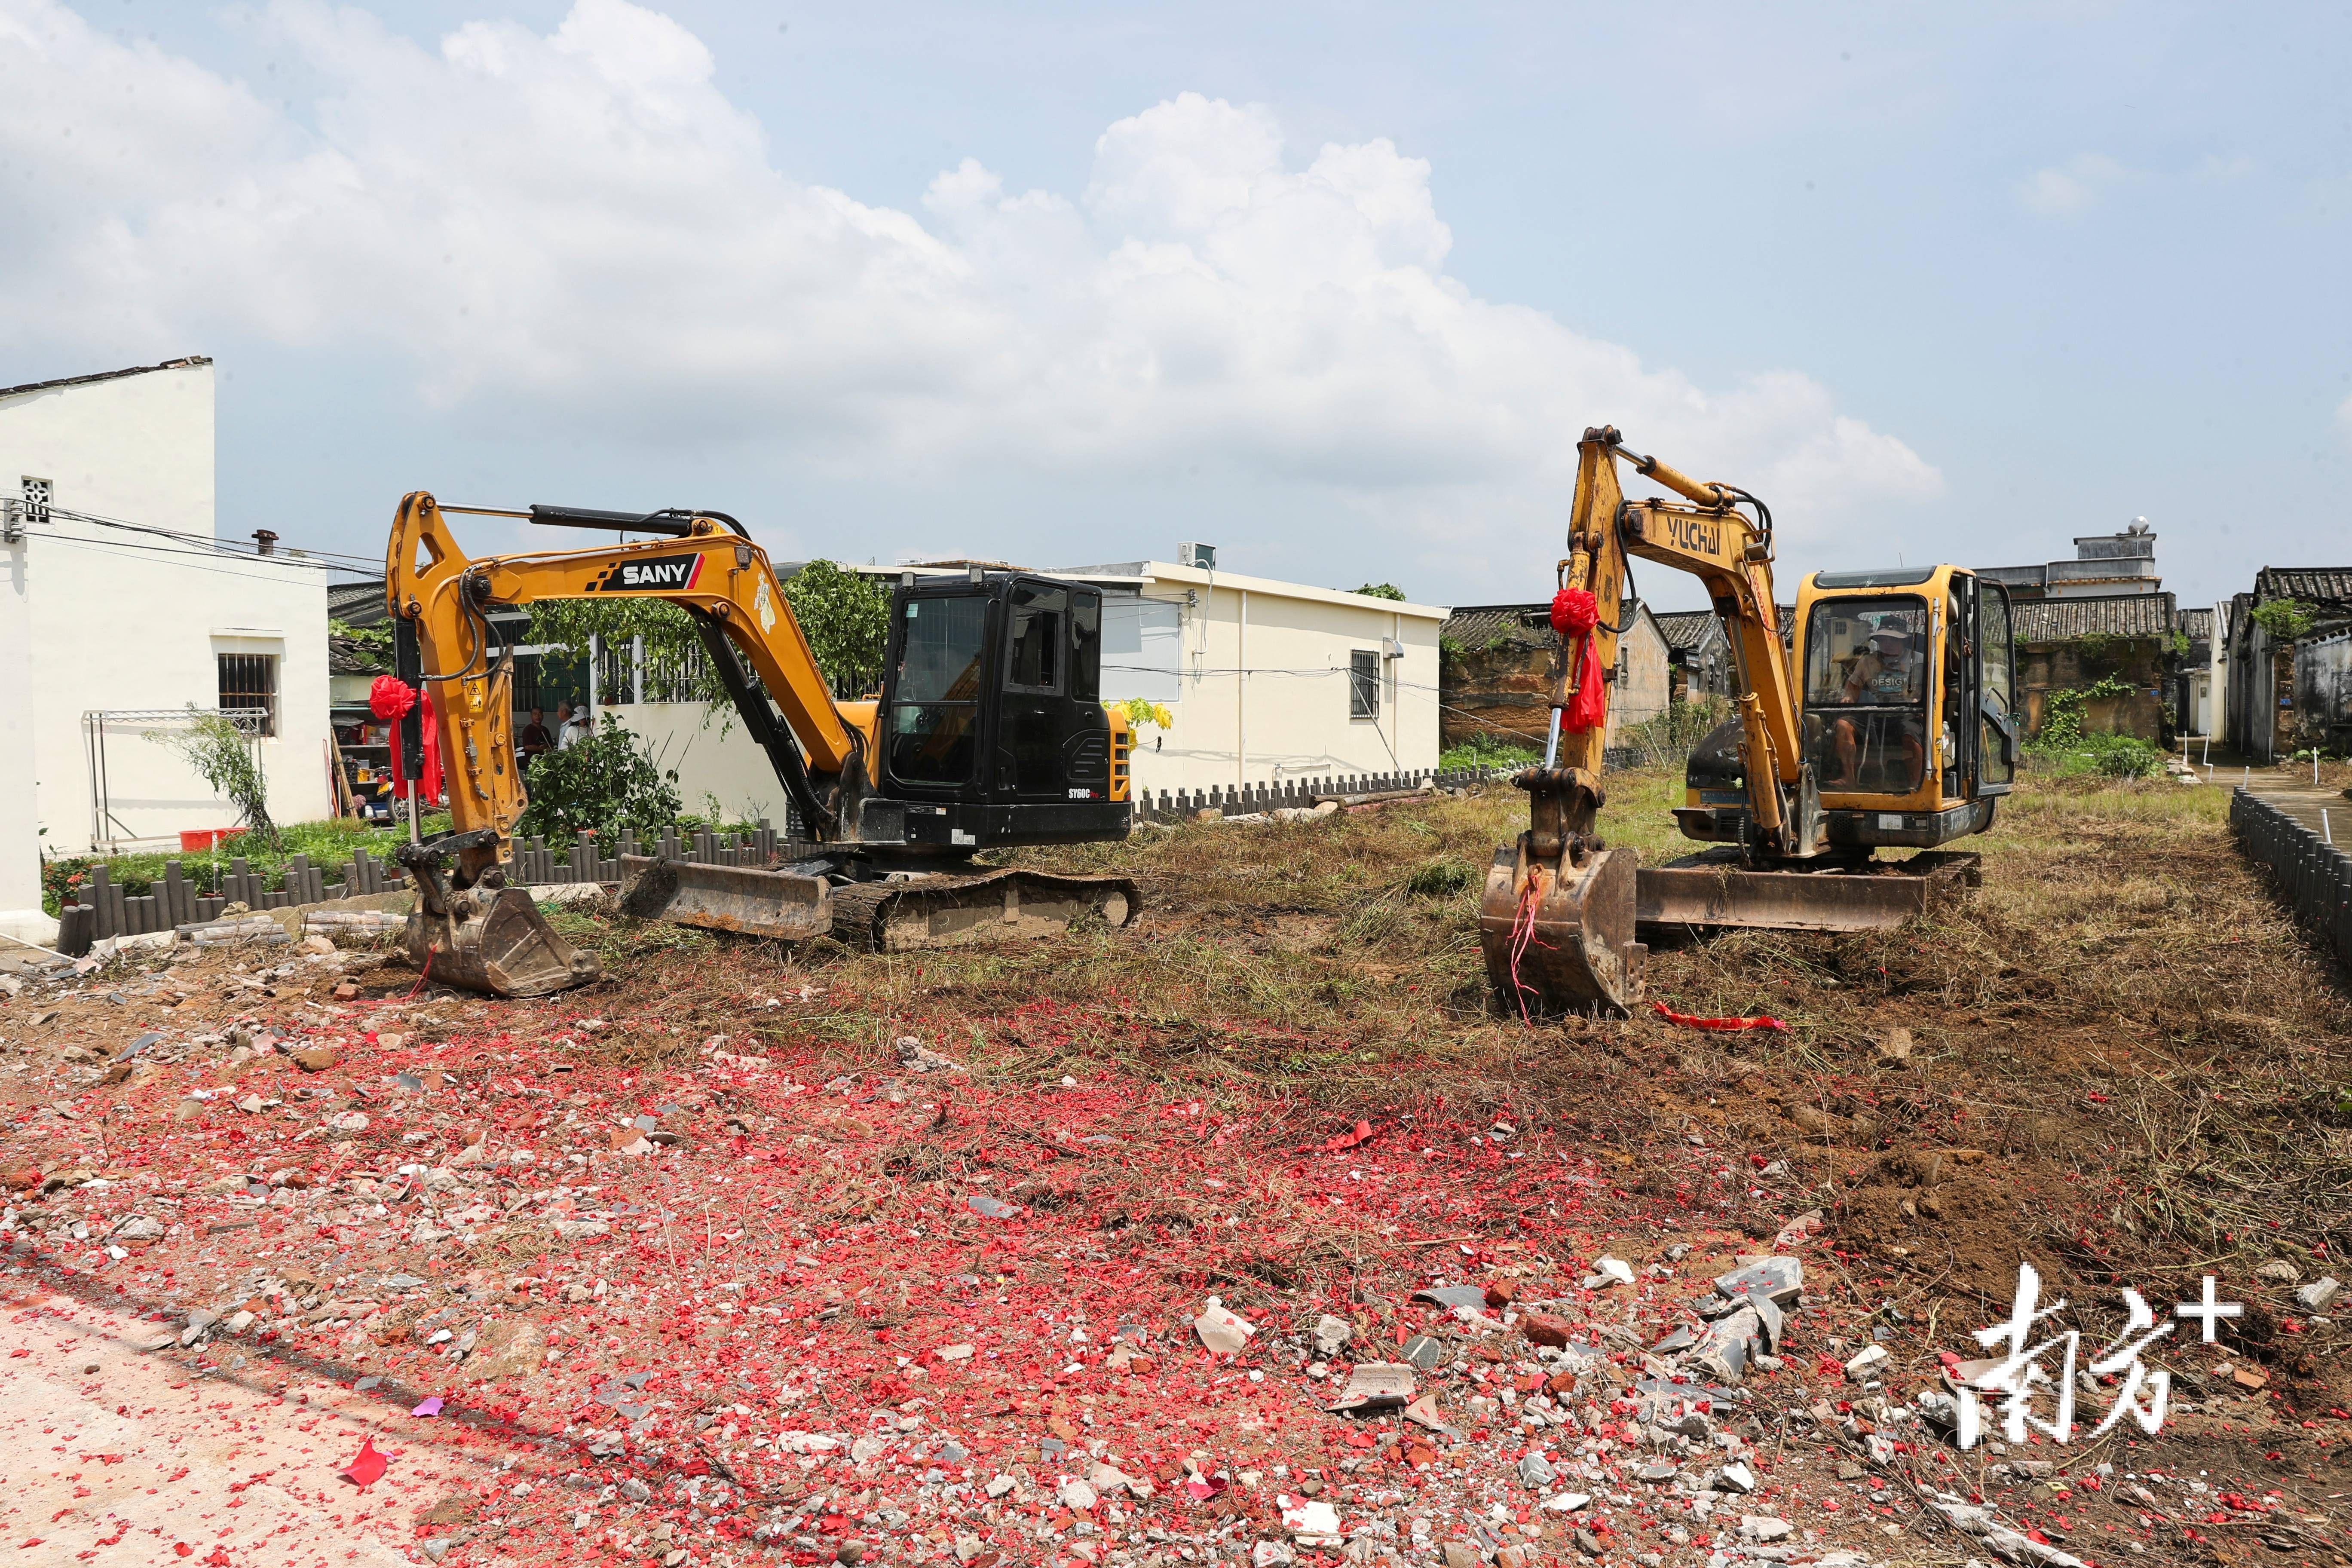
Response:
[[1824, 622, 1925, 788]]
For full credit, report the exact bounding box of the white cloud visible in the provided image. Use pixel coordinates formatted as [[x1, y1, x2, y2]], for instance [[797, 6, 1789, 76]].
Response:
[[2016, 152, 2131, 215], [2337, 391, 2352, 443], [0, 0, 1940, 563]]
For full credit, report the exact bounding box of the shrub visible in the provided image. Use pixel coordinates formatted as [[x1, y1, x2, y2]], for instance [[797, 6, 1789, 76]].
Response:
[[1440, 735, 1539, 772], [2251, 599, 2316, 640], [145, 710, 279, 849], [1351, 582, 1407, 601], [518, 716, 683, 842]]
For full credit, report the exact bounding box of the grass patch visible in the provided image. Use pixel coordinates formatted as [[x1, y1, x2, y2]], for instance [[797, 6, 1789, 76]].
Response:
[[585, 766, 2352, 1317]]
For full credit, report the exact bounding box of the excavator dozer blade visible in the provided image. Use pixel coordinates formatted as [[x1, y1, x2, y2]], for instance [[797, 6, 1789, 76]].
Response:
[[1477, 844, 1646, 1017], [403, 886, 602, 999], [1635, 849, 1981, 933], [618, 856, 833, 939]]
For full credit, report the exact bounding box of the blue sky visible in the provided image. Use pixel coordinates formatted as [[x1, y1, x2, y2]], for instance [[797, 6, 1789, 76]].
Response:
[[4, 0, 2346, 612]]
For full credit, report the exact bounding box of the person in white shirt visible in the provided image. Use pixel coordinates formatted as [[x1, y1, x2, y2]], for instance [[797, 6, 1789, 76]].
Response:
[[556, 702, 591, 750]]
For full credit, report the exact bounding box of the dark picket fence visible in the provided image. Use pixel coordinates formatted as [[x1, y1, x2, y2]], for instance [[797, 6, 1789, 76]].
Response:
[[56, 770, 1518, 954], [1133, 766, 1506, 824], [2233, 788, 2352, 965]]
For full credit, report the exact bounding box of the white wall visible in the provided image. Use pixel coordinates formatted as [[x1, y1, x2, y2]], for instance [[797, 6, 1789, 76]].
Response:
[[1097, 564, 1446, 798], [600, 703, 789, 826], [0, 518, 45, 943], [0, 361, 332, 856]]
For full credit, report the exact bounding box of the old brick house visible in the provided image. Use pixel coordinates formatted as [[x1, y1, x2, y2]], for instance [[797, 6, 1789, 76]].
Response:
[[1440, 600, 1670, 753], [2010, 592, 2180, 742], [2226, 568, 2352, 761]]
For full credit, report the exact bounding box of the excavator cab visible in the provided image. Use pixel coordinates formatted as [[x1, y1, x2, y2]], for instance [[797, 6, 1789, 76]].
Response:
[[862, 573, 1129, 851], [1677, 565, 2017, 851]]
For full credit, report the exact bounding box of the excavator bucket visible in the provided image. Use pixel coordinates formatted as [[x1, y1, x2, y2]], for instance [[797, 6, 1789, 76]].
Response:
[[1477, 844, 1647, 1017], [403, 886, 602, 999]]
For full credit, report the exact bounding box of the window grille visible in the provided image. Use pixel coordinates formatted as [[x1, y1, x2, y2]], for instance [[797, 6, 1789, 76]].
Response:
[[1349, 649, 1380, 720], [218, 652, 278, 737], [20, 477, 51, 525]]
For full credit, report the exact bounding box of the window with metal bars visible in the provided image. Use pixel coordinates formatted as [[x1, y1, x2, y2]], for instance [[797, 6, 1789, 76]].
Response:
[[1348, 649, 1380, 720], [20, 477, 51, 525], [218, 652, 278, 736]]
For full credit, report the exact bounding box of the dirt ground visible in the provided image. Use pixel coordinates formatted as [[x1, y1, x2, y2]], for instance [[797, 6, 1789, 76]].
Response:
[[1, 765, 2348, 1568]]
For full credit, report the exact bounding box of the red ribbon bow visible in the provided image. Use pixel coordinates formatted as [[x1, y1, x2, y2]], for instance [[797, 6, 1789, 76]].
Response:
[[1549, 588, 1608, 733], [367, 674, 416, 721]]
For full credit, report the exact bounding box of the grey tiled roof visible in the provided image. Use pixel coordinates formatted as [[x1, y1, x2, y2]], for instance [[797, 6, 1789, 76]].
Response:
[[1652, 609, 1724, 653], [329, 579, 390, 628], [2012, 592, 2179, 642], [1443, 599, 1641, 648], [2176, 606, 2213, 641], [2254, 568, 2352, 607]]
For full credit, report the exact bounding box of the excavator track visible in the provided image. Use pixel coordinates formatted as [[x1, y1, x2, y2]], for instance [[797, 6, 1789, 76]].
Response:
[[826, 867, 1139, 951], [619, 855, 1139, 951]]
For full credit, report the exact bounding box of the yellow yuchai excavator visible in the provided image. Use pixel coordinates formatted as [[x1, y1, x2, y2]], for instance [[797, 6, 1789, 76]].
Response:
[[383, 494, 1139, 997], [1478, 426, 2018, 1015]]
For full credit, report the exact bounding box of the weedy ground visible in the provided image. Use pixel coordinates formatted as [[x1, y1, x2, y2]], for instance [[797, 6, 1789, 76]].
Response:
[[551, 766, 2352, 1331]]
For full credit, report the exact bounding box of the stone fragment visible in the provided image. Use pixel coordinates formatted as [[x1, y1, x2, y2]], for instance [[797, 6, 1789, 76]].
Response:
[[1516, 1452, 1556, 1488], [1713, 1256, 1804, 1306], [1282, 1498, 1341, 1540], [1414, 1284, 1490, 1311], [1739, 1516, 1793, 1543], [1442, 1543, 1487, 1568], [2254, 1259, 2300, 1285], [2294, 1277, 2340, 1311], [1844, 1343, 1890, 1379], [1540, 1492, 1592, 1513], [293, 1045, 338, 1072], [1519, 1311, 1576, 1348], [1194, 1297, 1256, 1355], [1583, 1256, 1636, 1289], [1313, 1314, 1353, 1356], [1328, 1361, 1415, 1413], [1399, 1333, 1446, 1369]]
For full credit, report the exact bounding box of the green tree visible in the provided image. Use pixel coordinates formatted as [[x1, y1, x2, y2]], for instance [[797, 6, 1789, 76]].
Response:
[[2251, 599, 2316, 640], [518, 715, 682, 841], [148, 710, 279, 849], [781, 559, 891, 695], [1351, 582, 1407, 601]]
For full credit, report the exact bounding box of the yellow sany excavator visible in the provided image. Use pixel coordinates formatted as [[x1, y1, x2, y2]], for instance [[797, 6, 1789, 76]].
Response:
[[383, 494, 1139, 997], [1478, 426, 2018, 1015]]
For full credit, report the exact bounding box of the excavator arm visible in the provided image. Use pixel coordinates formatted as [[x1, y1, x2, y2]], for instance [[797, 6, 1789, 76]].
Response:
[[1551, 428, 1816, 857], [1479, 426, 1821, 1016], [380, 490, 877, 997], [386, 492, 867, 885]]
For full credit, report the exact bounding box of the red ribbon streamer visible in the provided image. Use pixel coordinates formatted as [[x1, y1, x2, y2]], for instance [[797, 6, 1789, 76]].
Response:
[[1652, 1001, 1789, 1033], [1549, 588, 1608, 734]]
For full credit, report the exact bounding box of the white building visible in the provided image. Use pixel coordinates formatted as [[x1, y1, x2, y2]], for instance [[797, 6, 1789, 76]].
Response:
[[527, 554, 1447, 824], [1054, 559, 1447, 801], [0, 358, 331, 939]]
